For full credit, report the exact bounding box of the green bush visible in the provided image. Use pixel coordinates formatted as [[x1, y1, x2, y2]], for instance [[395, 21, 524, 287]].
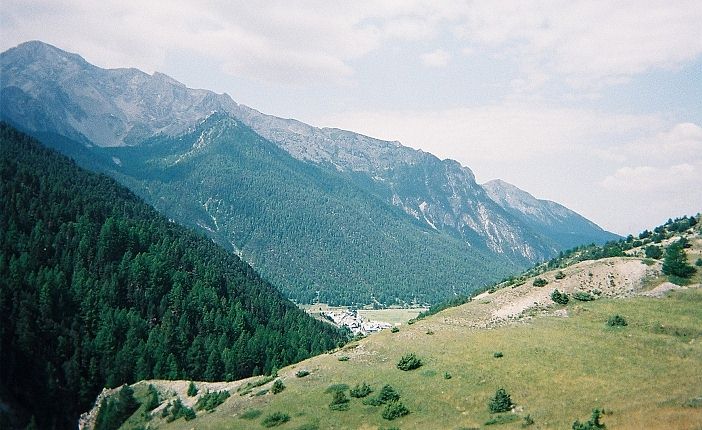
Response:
[[533, 277, 548, 287], [329, 390, 350, 411], [195, 390, 230, 411], [695, 258, 702, 267], [363, 385, 400, 406], [295, 370, 310, 378], [645, 245, 663, 259], [338, 356, 350, 362], [551, 289, 569, 305], [325, 384, 349, 394], [485, 413, 519, 425], [163, 399, 195, 422], [391, 326, 400, 333], [573, 291, 595, 301], [443, 372, 452, 379], [144, 385, 160, 411], [555, 271, 566, 280], [94, 386, 140, 430], [261, 412, 290, 427], [237, 375, 276, 396], [397, 353, 423, 371], [493, 351, 504, 358], [271, 379, 285, 394], [350, 382, 373, 398], [663, 241, 696, 279], [572, 408, 606, 429], [239, 409, 262, 420], [488, 388, 513, 413], [523, 414, 535, 426], [382, 402, 410, 420], [607, 315, 627, 327], [187, 381, 198, 397]]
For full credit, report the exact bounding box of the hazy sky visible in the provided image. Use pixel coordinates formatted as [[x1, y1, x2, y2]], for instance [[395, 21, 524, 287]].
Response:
[[2, 1, 701, 234]]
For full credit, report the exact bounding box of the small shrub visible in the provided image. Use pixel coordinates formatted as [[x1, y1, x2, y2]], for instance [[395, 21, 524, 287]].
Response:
[[195, 389, 230, 411], [363, 385, 400, 406], [571, 408, 606, 430], [382, 402, 410, 420], [295, 370, 310, 378], [426, 329, 434, 335], [493, 351, 504, 358], [645, 245, 663, 259], [144, 385, 160, 411], [338, 356, 350, 362], [329, 390, 350, 411], [325, 383, 349, 394], [551, 289, 569, 305], [261, 412, 290, 427], [163, 399, 195, 422], [350, 382, 373, 398], [573, 291, 595, 301], [271, 379, 285, 394], [443, 372, 452, 379], [696, 258, 702, 267], [683, 396, 702, 408], [485, 413, 519, 425], [407, 319, 416, 325], [255, 389, 268, 396], [187, 381, 198, 397], [391, 326, 400, 333], [488, 388, 514, 413], [237, 375, 275, 396], [239, 409, 262, 420], [607, 314, 627, 327], [522, 414, 535, 427], [555, 271, 566, 280], [533, 277, 548, 287], [94, 386, 140, 430], [397, 353, 423, 371]]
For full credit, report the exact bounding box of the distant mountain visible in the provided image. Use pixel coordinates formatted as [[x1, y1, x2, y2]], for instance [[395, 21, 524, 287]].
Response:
[[483, 179, 619, 250], [0, 41, 618, 305], [0, 124, 346, 429]]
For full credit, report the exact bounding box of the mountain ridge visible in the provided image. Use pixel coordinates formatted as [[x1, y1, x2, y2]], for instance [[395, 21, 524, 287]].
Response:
[[1, 40, 619, 305]]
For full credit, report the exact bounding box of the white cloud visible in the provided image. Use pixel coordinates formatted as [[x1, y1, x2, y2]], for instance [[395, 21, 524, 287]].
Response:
[[453, 1, 702, 90], [600, 122, 702, 193], [601, 164, 699, 192], [3, 1, 701, 89], [420, 49, 451, 67]]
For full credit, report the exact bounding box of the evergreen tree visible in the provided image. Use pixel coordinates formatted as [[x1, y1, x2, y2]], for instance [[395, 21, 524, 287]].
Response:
[[662, 240, 696, 279]]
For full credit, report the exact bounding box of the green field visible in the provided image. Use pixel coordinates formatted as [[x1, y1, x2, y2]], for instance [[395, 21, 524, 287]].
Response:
[[124, 287, 702, 430]]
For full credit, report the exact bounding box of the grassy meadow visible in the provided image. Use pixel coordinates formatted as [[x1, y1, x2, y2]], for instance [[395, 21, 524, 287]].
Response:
[[134, 287, 702, 430]]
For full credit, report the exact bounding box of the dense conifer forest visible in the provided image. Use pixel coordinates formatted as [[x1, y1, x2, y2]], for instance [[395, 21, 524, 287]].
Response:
[[0, 124, 347, 429]]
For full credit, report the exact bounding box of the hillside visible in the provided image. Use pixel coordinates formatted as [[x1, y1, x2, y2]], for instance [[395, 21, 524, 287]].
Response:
[[73, 113, 515, 305], [0, 124, 347, 429], [1, 41, 619, 305], [91, 218, 702, 430]]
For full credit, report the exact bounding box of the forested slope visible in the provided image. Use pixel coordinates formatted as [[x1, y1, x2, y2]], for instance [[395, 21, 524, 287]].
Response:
[[0, 124, 346, 429]]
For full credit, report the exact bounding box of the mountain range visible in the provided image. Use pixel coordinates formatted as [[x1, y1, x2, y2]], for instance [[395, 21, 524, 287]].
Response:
[[0, 41, 619, 305]]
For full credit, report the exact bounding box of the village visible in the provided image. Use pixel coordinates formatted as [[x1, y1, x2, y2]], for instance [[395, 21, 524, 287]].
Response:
[[320, 309, 393, 335]]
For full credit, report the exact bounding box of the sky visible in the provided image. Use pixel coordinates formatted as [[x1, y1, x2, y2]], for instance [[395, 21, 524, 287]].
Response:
[[2, 0, 701, 235]]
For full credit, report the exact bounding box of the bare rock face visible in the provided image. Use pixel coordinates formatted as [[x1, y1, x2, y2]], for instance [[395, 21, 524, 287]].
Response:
[[1, 41, 238, 147]]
